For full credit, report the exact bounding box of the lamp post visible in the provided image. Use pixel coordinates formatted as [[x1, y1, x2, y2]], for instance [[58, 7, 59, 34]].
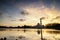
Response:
[[40, 17, 45, 40]]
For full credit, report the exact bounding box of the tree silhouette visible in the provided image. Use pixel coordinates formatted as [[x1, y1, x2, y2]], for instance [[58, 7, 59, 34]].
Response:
[[46, 23, 60, 30]]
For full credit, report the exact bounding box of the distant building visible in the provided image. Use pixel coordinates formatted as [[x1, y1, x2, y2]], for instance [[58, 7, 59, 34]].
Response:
[[36, 23, 42, 28]]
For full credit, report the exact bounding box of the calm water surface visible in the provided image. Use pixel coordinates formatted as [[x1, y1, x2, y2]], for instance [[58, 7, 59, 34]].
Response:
[[0, 28, 60, 40]]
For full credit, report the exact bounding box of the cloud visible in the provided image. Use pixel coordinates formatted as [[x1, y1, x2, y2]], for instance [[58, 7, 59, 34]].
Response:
[[11, 20, 16, 21], [0, 12, 3, 18], [19, 19, 26, 22], [8, 16, 12, 18], [51, 16, 60, 21], [20, 11, 29, 15], [55, 16, 60, 19], [0, 12, 3, 16], [11, 18, 26, 22], [53, 16, 60, 19]]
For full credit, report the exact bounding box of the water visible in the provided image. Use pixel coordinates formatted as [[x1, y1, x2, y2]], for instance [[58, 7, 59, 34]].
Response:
[[0, 28, 60, 40]]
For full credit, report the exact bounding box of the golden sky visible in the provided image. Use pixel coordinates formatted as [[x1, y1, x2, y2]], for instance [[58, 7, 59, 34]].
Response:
[[0, 0, 60, 26]]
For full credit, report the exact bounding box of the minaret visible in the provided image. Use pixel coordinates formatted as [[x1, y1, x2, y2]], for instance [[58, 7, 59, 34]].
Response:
[[40, 17, 44, 40]]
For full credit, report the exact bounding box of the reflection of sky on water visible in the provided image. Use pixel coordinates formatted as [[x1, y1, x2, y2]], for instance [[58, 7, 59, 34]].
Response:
[[0, 29, 60, 40]]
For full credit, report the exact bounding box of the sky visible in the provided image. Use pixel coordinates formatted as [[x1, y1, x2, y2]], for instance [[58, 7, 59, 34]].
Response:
[[0, 0, 60, 26]]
